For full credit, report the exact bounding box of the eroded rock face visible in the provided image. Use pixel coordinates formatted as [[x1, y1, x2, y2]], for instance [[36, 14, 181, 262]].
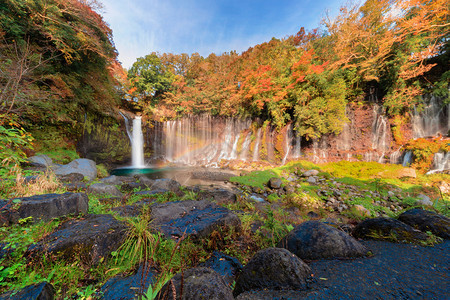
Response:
[[100, 263, 157, 300], [0, 282, 55, 300], [54, 158, 97, 181], [353, 217, 428, 243], [278, 221, 368, 260], [233, 247, 312, 297], [150, 200, 241, 240], [27, 214, 127, 265], [398, 209, 450, 239], [199, 251, 243, 286], [0, 193, 88, 226], [158, 267, 234, 300]]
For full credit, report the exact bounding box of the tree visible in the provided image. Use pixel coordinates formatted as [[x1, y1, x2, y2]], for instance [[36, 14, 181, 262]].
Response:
[[128, 53, 175, 101]]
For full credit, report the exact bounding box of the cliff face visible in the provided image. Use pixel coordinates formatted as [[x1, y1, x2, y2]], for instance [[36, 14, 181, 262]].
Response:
[[139, 94, 448, 167]]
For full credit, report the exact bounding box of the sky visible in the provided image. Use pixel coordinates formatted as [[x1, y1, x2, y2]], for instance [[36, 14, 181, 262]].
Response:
[[101, 0, 345, 68]]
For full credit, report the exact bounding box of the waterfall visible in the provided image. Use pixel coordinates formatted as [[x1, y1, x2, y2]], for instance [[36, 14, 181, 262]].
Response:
[[239, 133, 252, 161], [119, 113, 146, 168], [402, 151, 413, 167], [426, 151, 450, 174], [131, 117, 145, 168], [371, 104, 388, 163], [412, 94, 450, 138], [292, 133, 301, 159], [281, 124, 292, 165], [253, 128, 262, 161], [389, 147, 403, 164]]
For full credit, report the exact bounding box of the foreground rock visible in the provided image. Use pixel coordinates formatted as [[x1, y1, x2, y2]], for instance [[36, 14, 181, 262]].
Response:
[[278, 221, 368, 260], [158, 267, 233, 300], [28, 155, 54, 168], [233, 247, 312, 297], [27, 214, 126, 265], [54, 158, 97, 181], [0, 193, 88, 226], [398, 208, 450, 239], [199, 251, 243, 286], [0, 282, 54, 300], [353, 217, 428, 243], [150, 200, 241, 239], [100, 263, 157, 300]]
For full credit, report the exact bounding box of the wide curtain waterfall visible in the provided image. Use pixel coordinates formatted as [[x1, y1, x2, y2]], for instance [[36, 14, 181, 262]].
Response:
[[146, 115, 301, 166]]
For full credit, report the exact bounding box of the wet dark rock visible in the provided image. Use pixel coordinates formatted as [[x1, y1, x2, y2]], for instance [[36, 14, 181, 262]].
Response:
[[197, 188, 238, 204], [87, 183, 123, 197], [54, 158, 97, 181], [192, 170, 236, 181], [64, 182, 87, 192], [268, 177, 282, 189], [57, 173, 85, 183], [27, 214, 127, 265], [0, 193, 88, 226], [398, 208, 450, 239], [199, 251, 243, 286], [150, 200, 241, 239], [233, 247, 312, 297], [100, 263, 157, 300], [157, 267, 233, 300], [278, 221, 368, 260], [353, 217, 429, 243], [0, 282, 54, 300]]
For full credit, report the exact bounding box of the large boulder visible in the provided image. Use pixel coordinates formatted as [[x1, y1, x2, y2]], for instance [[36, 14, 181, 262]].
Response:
[[353, 217, 429, 243], [28, 155, 54, 168], [101, 175, 136, 185], [158, 267, 234, 300], [88, 183, 123, 197], [199, 251, 243, 286], [150, 200, 241, 239], [54, 158, 97, 181], [233, 247, 312, 297], [100, 263, 157, 300], [27, 214, 127, 265], [0, 193, 88, 226], [277, 221, 368, 260], [398, 209, 450, 239], [0, 282, 54, 300]]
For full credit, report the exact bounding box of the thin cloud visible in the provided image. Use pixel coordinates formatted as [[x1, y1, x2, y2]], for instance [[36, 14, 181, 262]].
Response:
[[102, 0, 344, 68]]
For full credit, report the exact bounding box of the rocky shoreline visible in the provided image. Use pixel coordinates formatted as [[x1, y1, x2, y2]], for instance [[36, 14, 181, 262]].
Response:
[[0, 156, 449, 299]]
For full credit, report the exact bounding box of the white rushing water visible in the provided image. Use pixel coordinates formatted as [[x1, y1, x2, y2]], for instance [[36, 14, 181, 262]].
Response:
[[131, 116, 145, 168]]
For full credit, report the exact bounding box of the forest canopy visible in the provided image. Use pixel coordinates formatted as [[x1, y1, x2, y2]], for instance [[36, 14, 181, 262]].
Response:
[[127, 0, 449, 139]]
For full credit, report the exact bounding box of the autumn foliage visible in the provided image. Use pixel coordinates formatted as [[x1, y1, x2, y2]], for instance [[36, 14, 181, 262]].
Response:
[[126, 0, 448, 141]]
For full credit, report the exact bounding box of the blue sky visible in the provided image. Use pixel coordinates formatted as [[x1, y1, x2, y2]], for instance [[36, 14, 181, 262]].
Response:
[[101, 0, 345, 68]]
